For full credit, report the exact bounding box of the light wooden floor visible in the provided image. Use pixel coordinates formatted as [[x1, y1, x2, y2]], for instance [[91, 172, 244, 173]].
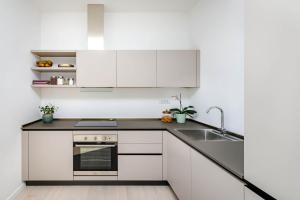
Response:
[[14, 186, 178, 200]]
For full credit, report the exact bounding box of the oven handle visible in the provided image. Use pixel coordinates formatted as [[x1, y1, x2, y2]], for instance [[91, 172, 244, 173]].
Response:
[[74, 144, 117, 148]]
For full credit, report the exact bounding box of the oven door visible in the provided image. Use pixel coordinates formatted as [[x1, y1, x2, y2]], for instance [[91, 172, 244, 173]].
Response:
[[73, 143, 118, 176]]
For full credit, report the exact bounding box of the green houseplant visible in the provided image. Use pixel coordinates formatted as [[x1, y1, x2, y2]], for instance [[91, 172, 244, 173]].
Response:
[[170, 94, 197, 123], [39, 104, 58, 123]]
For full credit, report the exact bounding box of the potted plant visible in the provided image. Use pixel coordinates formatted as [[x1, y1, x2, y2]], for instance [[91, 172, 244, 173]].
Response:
[[170, 94, 197, 124], [39, 104, 58, 124]]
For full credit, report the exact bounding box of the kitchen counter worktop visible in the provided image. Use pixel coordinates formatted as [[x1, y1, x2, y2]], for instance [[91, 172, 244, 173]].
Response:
[[22, 118, 244, 179]]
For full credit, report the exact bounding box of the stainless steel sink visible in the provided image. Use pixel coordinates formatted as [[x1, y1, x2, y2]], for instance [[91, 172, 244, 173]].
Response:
[[175, 129, 241, 141]]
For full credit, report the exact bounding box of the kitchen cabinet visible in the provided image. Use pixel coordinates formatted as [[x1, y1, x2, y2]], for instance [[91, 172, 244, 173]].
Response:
[[191, 148, 244, 200], [118, 131, 162, 154], [244, 187, 264, 200], [118, 155, 162, 180], [157, 50, 198, 87], [76, 50, 117, 87], [28, 131, 73, 180], [117, 50, 156, 87], [166, 133, 192, 200]]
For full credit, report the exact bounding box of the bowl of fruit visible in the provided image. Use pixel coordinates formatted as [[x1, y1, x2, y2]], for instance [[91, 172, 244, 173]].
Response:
[[36, 60, 53, 67]]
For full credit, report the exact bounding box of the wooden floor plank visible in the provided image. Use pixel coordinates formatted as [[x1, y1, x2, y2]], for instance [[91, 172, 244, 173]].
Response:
[[14, 186, 178, 200]]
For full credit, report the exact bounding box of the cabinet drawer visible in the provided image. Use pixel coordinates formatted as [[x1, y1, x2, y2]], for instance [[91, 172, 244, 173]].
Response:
[[118, 144, 162, 154], [118, 131, 162, 144], [118, 155, 162, 180]]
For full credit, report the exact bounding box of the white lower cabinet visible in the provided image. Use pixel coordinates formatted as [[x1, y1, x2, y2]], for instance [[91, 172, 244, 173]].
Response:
[[28, 131, 73, 180], [118, 155, 162, 180], [244, 187, 264, 200], [166, 133, 192, 200], [191, 149, 244, 200]]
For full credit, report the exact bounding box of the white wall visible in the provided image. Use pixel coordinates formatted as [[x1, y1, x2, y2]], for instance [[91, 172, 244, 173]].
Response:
[[41, 88, 194, 118], [0, 0, 41, 199], [41, 11, 193, 50], [245, 0, 300, 199], [189, 0, 244, 134]]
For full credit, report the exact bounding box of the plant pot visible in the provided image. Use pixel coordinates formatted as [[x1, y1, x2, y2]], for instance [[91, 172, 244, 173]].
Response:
[[42, 114, 53, 124], [176, 114, 186, 124]]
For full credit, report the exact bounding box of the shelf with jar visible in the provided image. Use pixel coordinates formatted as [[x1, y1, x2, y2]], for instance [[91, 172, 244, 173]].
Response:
[[31, 50, 77, 88]]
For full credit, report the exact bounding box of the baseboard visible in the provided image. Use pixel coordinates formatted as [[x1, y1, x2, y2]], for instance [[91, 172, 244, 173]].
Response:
[[6, 183, 26, 200], [26, 180, 169, 186]]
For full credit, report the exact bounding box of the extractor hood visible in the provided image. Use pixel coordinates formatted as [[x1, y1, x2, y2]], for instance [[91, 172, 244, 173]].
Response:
[[87, 4, 104, 50]]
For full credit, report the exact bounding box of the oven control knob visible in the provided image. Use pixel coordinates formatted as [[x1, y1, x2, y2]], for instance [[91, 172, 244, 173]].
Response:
[[84, 136, 88, 141], [103, 136, 107, 141], [94, 136, 97, 141]]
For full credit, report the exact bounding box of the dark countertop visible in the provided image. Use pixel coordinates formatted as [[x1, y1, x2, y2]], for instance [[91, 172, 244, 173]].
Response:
[[22, 118, 244, 179]]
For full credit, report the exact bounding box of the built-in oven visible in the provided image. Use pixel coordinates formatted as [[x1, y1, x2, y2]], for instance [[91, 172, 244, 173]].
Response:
[[73, 134, 118, 176]]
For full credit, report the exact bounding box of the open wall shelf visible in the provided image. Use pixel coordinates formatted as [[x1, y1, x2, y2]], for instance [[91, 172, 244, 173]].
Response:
[[31, 67, 76, 72], [32, 85, 77, 88], [31, 50, 76, 57]]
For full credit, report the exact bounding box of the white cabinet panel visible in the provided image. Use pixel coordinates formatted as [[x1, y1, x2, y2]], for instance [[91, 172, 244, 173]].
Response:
[[191, 149, 244, 200], [118, 131, 162, 144], [118, 155, 162, 180], [245, 187, 264, 200], [166, 133, 191, 200], [157, 50, 197, 87], [28, 131, 73, 181], [117, 50, 156, 87], [77, 50, 116, 87]]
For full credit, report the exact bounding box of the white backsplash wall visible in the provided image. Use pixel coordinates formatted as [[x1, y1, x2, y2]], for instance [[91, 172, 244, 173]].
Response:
[[41, 88, 195, 118], [189, 0, 244, 134], [41, 11, 193, 50], [0, 0, 41, 199]]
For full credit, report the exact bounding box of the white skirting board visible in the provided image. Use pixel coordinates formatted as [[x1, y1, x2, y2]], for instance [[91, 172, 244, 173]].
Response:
[[6, 183, 26, 200]]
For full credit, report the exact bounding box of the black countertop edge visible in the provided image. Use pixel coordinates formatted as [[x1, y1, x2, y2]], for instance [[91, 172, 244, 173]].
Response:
[[244, 180, 277, 200]]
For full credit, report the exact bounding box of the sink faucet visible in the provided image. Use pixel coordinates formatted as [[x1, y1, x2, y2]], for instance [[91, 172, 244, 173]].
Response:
[[206, 106, 226, 134]]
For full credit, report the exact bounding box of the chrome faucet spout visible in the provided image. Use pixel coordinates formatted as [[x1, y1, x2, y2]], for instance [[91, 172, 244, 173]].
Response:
[[206, 106, 226, 134]]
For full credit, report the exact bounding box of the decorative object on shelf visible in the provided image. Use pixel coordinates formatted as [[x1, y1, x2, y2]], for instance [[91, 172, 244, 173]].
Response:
[[58, 64, 75, 68], [161, 109, 173, 123], [68, 78, 75, 85], [50, 76, 57, 85], [57, 76, 64, 85], [32, 80, 50, 85], [36, 59, 53, 67], [170, 93, 197, 124], [39, 104, 58, 124]]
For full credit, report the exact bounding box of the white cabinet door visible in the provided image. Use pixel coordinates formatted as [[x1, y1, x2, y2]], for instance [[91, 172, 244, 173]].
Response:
[[29, 131, 73, 180], [117, 50, 156, 87], [191, 149, 244, 200], [118, 155, 162, 180], [167, 133, 191, 200], [77, 50, 116, 87], [245, 187, 264, 200], [157, 50, 197, 87]]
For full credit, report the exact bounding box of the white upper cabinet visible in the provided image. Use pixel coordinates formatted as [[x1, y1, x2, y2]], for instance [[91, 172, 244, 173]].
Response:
[[191, 149, 244, 200], [117, 50, 157, 87], [76, 50, 117, 87], [157, 50, 198, 87]]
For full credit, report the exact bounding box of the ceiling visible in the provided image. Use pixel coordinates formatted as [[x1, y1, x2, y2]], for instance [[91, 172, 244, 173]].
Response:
[[35, 0, 200, 12]]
